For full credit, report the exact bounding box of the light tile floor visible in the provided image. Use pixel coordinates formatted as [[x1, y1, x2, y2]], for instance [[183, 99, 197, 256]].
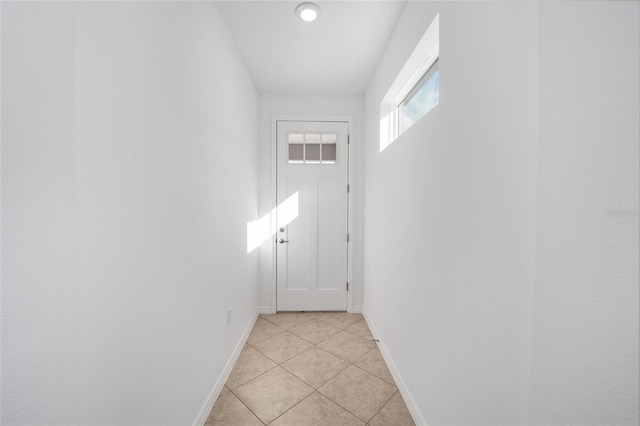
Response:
[[205, 312, 415, 426]]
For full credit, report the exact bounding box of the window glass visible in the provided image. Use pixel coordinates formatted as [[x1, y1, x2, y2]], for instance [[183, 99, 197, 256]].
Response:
[[289, 144, 304, 163], [289, 133, 304, 144], [379, 13, 439, 152], [305, 133, 321, 144], [399, 58, 439, 134], [305, 143, 320, 162], [322, 144, 336, 162], [321, 134, 337, 144], [287, 132, 338, 164]]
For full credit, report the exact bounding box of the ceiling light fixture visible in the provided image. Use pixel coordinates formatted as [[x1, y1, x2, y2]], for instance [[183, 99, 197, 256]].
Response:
[[296, 2, 320, 23]]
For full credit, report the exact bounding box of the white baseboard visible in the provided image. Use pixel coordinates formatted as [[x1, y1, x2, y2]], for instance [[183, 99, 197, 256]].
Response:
[[362, 308, 427, 426], [258, 305, 275, 314], [349, 305, 363, 313], [192, 310, 258, 426]]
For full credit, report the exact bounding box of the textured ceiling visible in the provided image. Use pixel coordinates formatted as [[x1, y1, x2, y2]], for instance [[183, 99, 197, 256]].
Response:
[[217, 1, 406, 95]]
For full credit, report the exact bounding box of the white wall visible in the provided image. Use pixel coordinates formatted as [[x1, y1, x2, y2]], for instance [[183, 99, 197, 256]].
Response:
[[257, 94, 365, 312], [363, 2, 538, 424], [2, 2, 259, 424], [529, 2, 639, 424], [2, 3, 78, 423]]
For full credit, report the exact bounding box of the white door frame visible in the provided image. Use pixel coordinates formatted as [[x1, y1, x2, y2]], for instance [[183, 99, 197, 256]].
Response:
[[270, 115, 355, 312]]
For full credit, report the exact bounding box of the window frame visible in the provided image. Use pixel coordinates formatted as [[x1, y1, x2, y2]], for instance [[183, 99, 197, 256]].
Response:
[[286, 131, 339, 165], [380, 13, 439, 152]]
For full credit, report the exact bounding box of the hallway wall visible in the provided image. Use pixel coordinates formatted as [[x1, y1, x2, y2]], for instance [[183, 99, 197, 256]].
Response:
[[256, 94, 365, 312], [364, 1, 639, 425], [363, 2, 538, 424], [2, 3, 78, 423], [529, 2, 639, 424], [1, 2, 259, 424]]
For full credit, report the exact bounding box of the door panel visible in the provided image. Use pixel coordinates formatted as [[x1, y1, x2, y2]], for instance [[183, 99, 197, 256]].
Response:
[[317, 177, 341, 291], [276, 121, 349, 311]]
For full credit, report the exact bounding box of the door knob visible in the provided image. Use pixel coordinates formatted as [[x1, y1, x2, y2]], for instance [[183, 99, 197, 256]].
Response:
[[279, 238, 289, 244]]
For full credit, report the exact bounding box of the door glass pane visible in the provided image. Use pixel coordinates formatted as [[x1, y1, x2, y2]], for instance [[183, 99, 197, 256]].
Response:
[[321, 133, 337, 163], [305, 143, 320, 162], [288, 133, 304, 144], [322, 144, 336, 162], [289, 144, 303, 163], [321, 134, 337, 144], [305, 133, 320, 144]]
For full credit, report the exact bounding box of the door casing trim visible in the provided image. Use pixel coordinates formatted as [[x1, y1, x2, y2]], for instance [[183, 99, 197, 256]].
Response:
[[270, 116, 355, 312]]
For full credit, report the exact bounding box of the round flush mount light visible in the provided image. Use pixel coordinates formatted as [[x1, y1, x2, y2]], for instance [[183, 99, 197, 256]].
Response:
[[296, 2, 320, 22]]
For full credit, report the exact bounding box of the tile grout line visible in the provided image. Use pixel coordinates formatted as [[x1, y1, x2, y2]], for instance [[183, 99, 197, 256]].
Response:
[[264, 390, 317, 425], [312, 355, 376, 424], [226, 388, 267, 425], [229, 363, 312, 425], [250, 334, 313, 365], [279, 346, 351, 389], [245, 323, 286, 346], [315, 386, 368, 423], [351, 343, 399, 386], [365, 388, 400, 425], [286, 320, 344, 345], [227, 361, 280, 394], [326, 363, 398, 422]]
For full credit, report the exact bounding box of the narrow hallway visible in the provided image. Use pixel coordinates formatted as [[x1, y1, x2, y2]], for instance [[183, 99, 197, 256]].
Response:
[[205, 312, 414, 425], [3, 2, 637, 424]]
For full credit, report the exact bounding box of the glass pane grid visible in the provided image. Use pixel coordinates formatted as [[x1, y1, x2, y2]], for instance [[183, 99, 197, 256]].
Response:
[[287, 132, 338, 164]]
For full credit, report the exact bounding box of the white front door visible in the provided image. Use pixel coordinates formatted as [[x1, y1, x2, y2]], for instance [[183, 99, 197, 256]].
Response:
[[276, 120, 349, 311]]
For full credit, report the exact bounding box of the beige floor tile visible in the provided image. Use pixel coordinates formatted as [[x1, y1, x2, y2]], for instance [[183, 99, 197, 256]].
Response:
[[369, 391, 416, 426], [317, 331, 375, 363], [234, 366, 313, 424], [260, 312, 313, 330], [204, 392, 262, 426], [301, 311, 328, 319], [289, 318, 342, 344], [344, 320, 373, 341], [270, 392, 364, 426], [253, 332, 313, 363], [210, 312, 406, 426], [354, 347, 395, 385], [318, 365, 397, 422], [315, 312, 363, 329], [225, 345, 276, 389], [281, 346, 349, 388], [247, 318, 285, 345]]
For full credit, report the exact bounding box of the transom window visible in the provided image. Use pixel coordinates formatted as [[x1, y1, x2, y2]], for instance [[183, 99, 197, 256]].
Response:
[[399, 58, 439, 134], [380, 13, 439, 151], [288, 133, 337, 164]]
